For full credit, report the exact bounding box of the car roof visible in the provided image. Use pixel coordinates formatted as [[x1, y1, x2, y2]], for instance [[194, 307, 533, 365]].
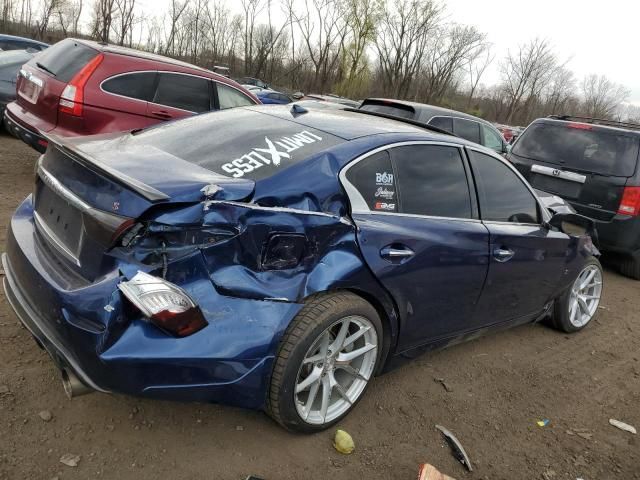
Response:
[[0, 34, 48, 47], [243, 104, 467, 143], [73, 38, 219, 76], [363, 98, 494, 126], [535, 116, 640, 135]]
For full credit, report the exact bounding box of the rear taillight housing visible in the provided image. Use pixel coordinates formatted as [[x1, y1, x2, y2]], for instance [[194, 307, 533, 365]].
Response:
[[118, 271, 208, 337], [618, 186, 640, 216], [59, 53, 104, 117]]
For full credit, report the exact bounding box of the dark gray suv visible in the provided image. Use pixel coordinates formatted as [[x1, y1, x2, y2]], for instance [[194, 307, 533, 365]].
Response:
[[508, 115, 640, 279]]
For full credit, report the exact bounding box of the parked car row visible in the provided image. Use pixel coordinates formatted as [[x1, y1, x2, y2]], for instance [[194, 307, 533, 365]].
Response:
[[0, 36, 611, 434]]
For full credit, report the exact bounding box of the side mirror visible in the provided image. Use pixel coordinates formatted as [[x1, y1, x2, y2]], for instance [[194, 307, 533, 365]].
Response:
[[547, 212, 595, 237]]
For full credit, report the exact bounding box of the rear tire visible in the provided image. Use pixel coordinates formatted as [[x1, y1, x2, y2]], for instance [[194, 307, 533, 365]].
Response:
[[267, 292, 383, 433], [552, 257, 603, 333], [619, 253, 640, 280]]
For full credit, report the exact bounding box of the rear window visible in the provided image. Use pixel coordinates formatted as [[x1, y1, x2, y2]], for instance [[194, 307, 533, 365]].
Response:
[[128, 108, 343, 181], [359, 101, 415, 119], [32, 39, 97, 83], [513, 123, 640, 177]]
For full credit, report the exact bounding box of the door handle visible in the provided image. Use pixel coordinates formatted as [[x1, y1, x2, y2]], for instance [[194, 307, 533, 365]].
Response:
[[493, 247, 515, 262], [380, 245, 415, 261], [151, 110, 172, 119]]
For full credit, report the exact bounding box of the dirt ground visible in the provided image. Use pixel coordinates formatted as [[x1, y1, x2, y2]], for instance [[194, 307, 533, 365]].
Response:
[[0, 130, 638, 480]]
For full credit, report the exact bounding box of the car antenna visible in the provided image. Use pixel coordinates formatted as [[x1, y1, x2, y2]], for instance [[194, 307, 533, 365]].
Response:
[[290, 104, 308, 116]]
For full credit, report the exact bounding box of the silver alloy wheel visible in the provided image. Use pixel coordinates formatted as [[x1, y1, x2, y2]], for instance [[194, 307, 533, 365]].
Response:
[[568, 264, 603, 328], [294, 315, 378, 425]]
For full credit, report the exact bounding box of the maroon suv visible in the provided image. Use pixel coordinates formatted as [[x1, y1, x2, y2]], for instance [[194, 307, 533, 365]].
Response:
[[4, 38, 259, 152]]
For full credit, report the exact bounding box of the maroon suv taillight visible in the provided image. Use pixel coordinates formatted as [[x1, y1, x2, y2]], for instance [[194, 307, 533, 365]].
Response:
[[618, 186, 640, 216], [118, 271, 208, 337], [59, 53, 104, 117]]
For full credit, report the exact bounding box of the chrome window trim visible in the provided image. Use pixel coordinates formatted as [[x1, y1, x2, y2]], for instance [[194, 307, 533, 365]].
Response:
[[351, 210, 483, 224], [466, 145, 552, 223], [531, 164, 587, 184], [339, 140, 472, 220]]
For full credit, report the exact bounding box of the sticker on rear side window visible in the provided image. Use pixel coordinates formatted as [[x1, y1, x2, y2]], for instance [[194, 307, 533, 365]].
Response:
[[221, 130, 323, 178]]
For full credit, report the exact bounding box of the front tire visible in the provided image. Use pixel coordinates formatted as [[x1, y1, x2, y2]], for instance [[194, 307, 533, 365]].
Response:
[[267, 292, 382, 433], [552, 257, 603, 333]]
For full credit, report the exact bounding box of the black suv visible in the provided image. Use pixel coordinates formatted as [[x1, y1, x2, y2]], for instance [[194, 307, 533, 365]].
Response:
[[359, 99, 509, 155], [509, 115, 640, 278]]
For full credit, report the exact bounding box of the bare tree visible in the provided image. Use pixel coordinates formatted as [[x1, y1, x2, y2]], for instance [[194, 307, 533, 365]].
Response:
[[419, 24, 487, 104], [581, 74, 630, 119], [338, 0, 381, 96], [56, 0, 83, 36], [36, 0, 61, 39], [292, 0, 349, 91], [113, 0, 136, 46], [91, 0, 116, 42], [241, 0, 264, 75], [466, 45, 493, 108], [544, 65, 575, 115], [375, 0, 443, 98], [164, 0, 189, 55]]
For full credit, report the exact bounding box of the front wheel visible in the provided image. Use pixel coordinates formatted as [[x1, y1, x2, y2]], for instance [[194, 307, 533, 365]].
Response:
[[267, 292, 382, 433], [552, 257, 603, 333]]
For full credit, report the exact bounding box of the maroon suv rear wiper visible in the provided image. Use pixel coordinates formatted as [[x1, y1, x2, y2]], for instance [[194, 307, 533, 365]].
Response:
[[36, 62, 56, 76]]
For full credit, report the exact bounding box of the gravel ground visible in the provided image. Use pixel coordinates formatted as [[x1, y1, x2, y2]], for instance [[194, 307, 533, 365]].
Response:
[[1, 130, 639, 480]]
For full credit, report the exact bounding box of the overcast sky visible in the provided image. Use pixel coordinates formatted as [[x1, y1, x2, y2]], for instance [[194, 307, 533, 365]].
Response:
[[444, 0, 640, 103], [135, 0, 638, 103]]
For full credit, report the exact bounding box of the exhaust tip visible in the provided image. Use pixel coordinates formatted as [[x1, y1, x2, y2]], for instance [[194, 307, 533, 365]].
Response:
[[61, 369, 93, 398]]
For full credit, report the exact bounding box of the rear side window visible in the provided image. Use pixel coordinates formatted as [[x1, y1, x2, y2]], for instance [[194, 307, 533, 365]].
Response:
[[454, 118, 481, 144], [102, 72, 157, 101], [470, 151, 539, 223], [359, 102, 416, 119], [217, 83, 255, 109], [512, 123, 640, 177], [428, 116, 453, 133], [392, 145, 472, 219], [345, 150, 397, 212], [482, 124, 504, 152], [31, 39, 97, 83], [152, 73, 211, 112]]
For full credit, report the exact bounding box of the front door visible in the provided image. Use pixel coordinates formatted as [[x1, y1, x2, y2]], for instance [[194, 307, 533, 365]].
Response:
[[467, 148, 570, 323], [342, 143, 490, 351]]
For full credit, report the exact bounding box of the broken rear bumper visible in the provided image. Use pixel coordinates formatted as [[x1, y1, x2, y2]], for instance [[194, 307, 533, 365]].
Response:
[[3, 196, 304, 409]]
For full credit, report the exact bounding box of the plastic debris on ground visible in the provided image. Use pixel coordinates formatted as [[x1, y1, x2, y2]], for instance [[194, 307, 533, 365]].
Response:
[[537, 419, 550, 427], [609, 418, 637, 434], [435, 425, 473, 472], [418, 463, 456, 480], [333, 429, 355, 454]]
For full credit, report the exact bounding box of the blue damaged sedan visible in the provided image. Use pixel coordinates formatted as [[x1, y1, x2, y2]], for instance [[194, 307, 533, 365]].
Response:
[[2, 104, 603, 432]]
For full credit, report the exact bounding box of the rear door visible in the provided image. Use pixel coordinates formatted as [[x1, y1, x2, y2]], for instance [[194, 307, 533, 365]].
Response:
[[146, 72, 212, 121], [510, 121, 640, 221], [342, 142, 489, 350], [16, 39, 99, 131], [468, 148, 569, 323]]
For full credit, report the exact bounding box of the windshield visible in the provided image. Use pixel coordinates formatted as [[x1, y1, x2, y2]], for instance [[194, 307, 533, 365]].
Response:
[[513, 123, 639, 177]]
